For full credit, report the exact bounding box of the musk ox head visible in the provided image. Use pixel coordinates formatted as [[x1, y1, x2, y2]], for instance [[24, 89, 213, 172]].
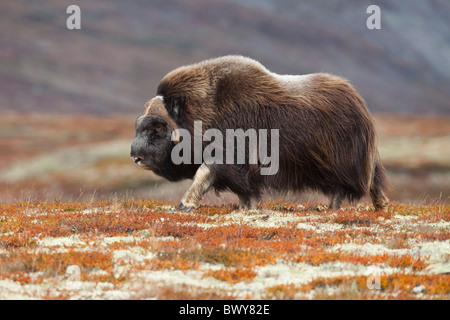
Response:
[[130, 96, 179, 174]]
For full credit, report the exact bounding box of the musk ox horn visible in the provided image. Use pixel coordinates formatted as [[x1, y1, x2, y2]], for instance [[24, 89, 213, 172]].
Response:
[[144, 96, 180, 145]]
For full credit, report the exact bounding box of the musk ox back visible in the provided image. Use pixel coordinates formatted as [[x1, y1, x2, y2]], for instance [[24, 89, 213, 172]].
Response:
[[131, 55, 389, 211]]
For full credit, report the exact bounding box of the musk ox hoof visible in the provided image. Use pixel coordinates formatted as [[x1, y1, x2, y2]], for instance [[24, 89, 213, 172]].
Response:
[[179, 202, 194, 212]]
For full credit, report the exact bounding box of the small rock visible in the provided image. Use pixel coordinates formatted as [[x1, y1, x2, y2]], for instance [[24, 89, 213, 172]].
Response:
[[412, 285, 426, 294]]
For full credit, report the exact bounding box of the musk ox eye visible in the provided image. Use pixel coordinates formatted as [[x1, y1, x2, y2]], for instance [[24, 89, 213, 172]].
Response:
[[146, 120, 169, 138], [153, 123, 166, 134]]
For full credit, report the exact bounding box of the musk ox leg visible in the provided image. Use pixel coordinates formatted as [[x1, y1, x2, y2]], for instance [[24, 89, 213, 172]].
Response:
[[370, 185, 389, 212], [328, 191, 345, 210], [179, 163, 213, 211], [370, 162, 390, 211], [238, 194, 254, 210]]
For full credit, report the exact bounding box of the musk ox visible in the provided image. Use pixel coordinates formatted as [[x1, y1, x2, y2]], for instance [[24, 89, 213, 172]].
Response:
[[131, 55, 389, 211]]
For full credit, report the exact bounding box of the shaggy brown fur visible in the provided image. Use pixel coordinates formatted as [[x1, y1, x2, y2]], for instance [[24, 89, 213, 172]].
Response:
[[131, 55, 389, 211]]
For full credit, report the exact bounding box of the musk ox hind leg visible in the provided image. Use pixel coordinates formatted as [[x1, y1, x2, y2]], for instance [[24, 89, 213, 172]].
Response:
[[370, 162, 390, 211], [179, 163, 213, 211], [370, 186, 389, 212]]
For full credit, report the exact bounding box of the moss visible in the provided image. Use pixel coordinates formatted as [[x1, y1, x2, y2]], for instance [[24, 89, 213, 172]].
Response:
[[203, 267, 257, 284]]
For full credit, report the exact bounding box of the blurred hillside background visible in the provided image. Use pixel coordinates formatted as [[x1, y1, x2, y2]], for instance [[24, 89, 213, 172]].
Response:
[[0, 0, 449, 204]]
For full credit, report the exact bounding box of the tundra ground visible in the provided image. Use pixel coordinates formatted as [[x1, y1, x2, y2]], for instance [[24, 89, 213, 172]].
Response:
[[0, 200, 448, 299]]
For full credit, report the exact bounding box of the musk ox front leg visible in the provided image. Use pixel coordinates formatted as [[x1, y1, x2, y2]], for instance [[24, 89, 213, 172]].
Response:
[[328, 190, 345, 210], [238, 194, 255, 210], [179, 163, 213, 211]]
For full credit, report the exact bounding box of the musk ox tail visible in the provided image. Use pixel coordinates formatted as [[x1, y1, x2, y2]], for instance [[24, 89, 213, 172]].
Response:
[[369, 157, 390, 211]]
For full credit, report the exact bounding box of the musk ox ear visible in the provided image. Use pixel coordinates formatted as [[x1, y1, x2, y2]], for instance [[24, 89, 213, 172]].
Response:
[[166, 97, 184, 121], [172, 98, 180, 117]]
